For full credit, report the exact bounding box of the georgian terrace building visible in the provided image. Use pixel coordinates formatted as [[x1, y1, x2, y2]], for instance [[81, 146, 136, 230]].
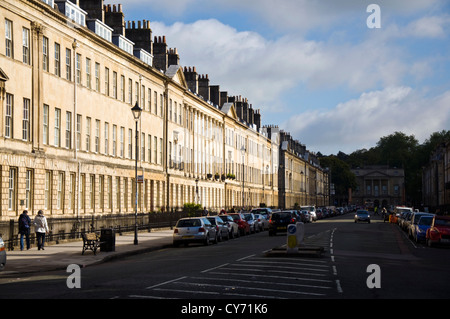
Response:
[[0, 0, 328, 223]]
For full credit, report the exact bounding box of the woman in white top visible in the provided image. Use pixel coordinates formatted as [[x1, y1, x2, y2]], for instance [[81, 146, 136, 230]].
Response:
[[34, 210, 49, 250]]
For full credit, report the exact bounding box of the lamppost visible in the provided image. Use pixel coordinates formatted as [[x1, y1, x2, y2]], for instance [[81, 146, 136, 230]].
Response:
[[131, 102, 142, 245], [241, 146, 246, 209]]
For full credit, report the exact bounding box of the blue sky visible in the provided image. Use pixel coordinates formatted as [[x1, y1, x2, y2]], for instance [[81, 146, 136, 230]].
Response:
[[105, 0, 450, 155]]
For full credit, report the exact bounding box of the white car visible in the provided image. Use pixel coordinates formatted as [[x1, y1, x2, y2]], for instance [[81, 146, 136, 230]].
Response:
[[254, 214, 270, 231], [218, 215, 240, 238], [301, 206, 317, 221]]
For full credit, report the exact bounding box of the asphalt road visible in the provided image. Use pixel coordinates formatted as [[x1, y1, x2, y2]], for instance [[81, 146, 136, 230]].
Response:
[[1, 213, 449, 303]]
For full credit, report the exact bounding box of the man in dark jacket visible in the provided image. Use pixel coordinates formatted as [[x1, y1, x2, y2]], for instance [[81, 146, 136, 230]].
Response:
[[18, 210, 31, 250]]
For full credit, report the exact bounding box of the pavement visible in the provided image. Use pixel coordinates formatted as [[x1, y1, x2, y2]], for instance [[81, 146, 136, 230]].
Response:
[[0, 229, 174, 276]]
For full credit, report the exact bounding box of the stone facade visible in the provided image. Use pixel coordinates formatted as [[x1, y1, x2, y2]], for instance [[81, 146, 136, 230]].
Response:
[[0, 0, 328, 222]]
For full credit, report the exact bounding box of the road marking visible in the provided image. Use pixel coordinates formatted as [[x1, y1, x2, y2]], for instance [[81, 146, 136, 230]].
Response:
[[336, 280, 343, 293], [236, 254, 255, 261], [145, 276, 187, 289], [201, 263, 229, 273], [209, 271, 333, 283]]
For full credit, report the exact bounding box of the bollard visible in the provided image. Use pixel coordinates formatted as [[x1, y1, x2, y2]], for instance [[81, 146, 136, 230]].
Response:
[[287, 222, 305, 254]]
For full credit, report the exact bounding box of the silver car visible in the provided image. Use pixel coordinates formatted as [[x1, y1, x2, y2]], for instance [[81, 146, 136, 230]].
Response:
[[207, 216, 230, 241], [218, 215, 240, 239], [243, 213, 258, 233], [0, 236, 6, 271], [254, 214, 270, 231], [173, 217, 218, 247]]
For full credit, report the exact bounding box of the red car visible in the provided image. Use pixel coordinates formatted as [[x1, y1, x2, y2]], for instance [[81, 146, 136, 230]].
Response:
[[228, 213, 250, 236], [426, 215, 450, 247]]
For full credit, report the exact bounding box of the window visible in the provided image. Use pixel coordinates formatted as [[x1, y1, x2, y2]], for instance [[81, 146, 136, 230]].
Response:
[[116, 177, 121, 211], [57, 172, 64, 210], [95, 62, 100, 92], [76, 53, 81, 84], [112, 125, 117, 156], [22, 28, 30, 64], [43, 36, 49, 71], [104, 122, 109, 155], [45, 171, 52, 210], [148, 134, 152, 163], [95, 120, 100, 153], [159, 138, 163, 165], [99, 175, 104, 210], [86, 58, 91, 88], [120, 127, 124, 158], [89, 175, 95, 210], [160, 94, 163, 117], [25, 169, 33, 210], [128, 128, 132, 159], [154, 91, 157, 115], [104, 67, 109, 96], [121, 75, 125, 102], [5, 19, 13, 58], [68, 173, 75, 210], [76, 114, 81, 150], [107, 176, 112, 210], [147, 88, 151, 112], [65, 48, 71, 81], [128, 79, 132, 104], [54, 108, 61, 147], [141, 132, 145, 162], [22, 98, 30, 141], [113, 72, 117, 99], [5, 94, 13, 138], [8, 168, 17, 211], [54, 42, 60, 76], [65, 111, 72, 148], [86, 117, 91, 152], [154, 136, 157, 164]]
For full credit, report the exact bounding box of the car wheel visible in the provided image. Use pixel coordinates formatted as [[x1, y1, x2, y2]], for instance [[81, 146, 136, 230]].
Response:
[[204, 235, 210, 246]]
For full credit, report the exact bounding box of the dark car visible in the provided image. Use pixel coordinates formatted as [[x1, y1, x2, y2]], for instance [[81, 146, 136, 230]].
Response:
[[354, 210, 371, 223], [268, 211, 297, 236]]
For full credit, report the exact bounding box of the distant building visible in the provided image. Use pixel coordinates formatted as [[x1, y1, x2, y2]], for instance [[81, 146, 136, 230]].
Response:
[[351, 166, 405, 209], [422, 140, 450, 214]]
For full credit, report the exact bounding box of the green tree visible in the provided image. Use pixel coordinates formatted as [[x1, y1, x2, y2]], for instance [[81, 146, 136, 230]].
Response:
[[319, 155, 357, 204]]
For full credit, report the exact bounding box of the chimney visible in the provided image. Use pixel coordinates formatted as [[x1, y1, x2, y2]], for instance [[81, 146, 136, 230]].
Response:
[[183, 66, 198, 94], [254, 109, 261, 131], [104, 4, 125, 36], [79, 0, 104, 22], [198, 74, 210, 101], [168, 48, 179, 67], [125, 20, 153, 54], [153, 36, 168, 71], [210, 85, 221, 106]]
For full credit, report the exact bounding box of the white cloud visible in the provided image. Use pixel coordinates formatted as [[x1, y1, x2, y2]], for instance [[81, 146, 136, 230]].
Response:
[[283, 87, 450, 155]]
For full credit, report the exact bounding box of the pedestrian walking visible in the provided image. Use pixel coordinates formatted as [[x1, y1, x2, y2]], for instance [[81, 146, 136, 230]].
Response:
[[34, 210, 49, 250], [18, 210, 31, 250]]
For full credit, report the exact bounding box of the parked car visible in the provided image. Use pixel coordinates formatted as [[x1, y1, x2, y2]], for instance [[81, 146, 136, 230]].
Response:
[[218, 214, 239, 238], [426, 215, 450, 247], [173, 217, 218, 247], [254, 213, 269, 231], [243, 213, 258, 233], [408, 212, 434, 239], [0, 235, 6, 271], [354, 210, 371, 223], [268, 211, 297, 236], [301, 205, 317, 221], [299, 210, 312, 223], [412, 215, 434, 243], [228, 213, 250, 236], [250, 208, 272, 220], [207, 216, 230, 241]]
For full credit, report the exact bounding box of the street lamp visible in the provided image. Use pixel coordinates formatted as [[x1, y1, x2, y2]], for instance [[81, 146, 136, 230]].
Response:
[[240, 146, 246, 209], [131, 102, 142, 245]]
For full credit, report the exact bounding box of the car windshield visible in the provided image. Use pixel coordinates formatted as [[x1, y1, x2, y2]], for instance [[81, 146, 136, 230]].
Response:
[[435, 218, 450, 227], [243, 214, 253, 221], [272, 213, 291, 220], [357, 210, 369, 215], [176, 219, 202, 227], [418, 217, 433, 226]]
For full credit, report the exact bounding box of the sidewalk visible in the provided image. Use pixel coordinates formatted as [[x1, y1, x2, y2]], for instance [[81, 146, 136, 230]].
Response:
[[0, 229, 174, 275]]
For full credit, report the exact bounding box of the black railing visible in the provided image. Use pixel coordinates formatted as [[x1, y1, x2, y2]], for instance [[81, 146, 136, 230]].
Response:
[[0, 211, 190, 251]]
